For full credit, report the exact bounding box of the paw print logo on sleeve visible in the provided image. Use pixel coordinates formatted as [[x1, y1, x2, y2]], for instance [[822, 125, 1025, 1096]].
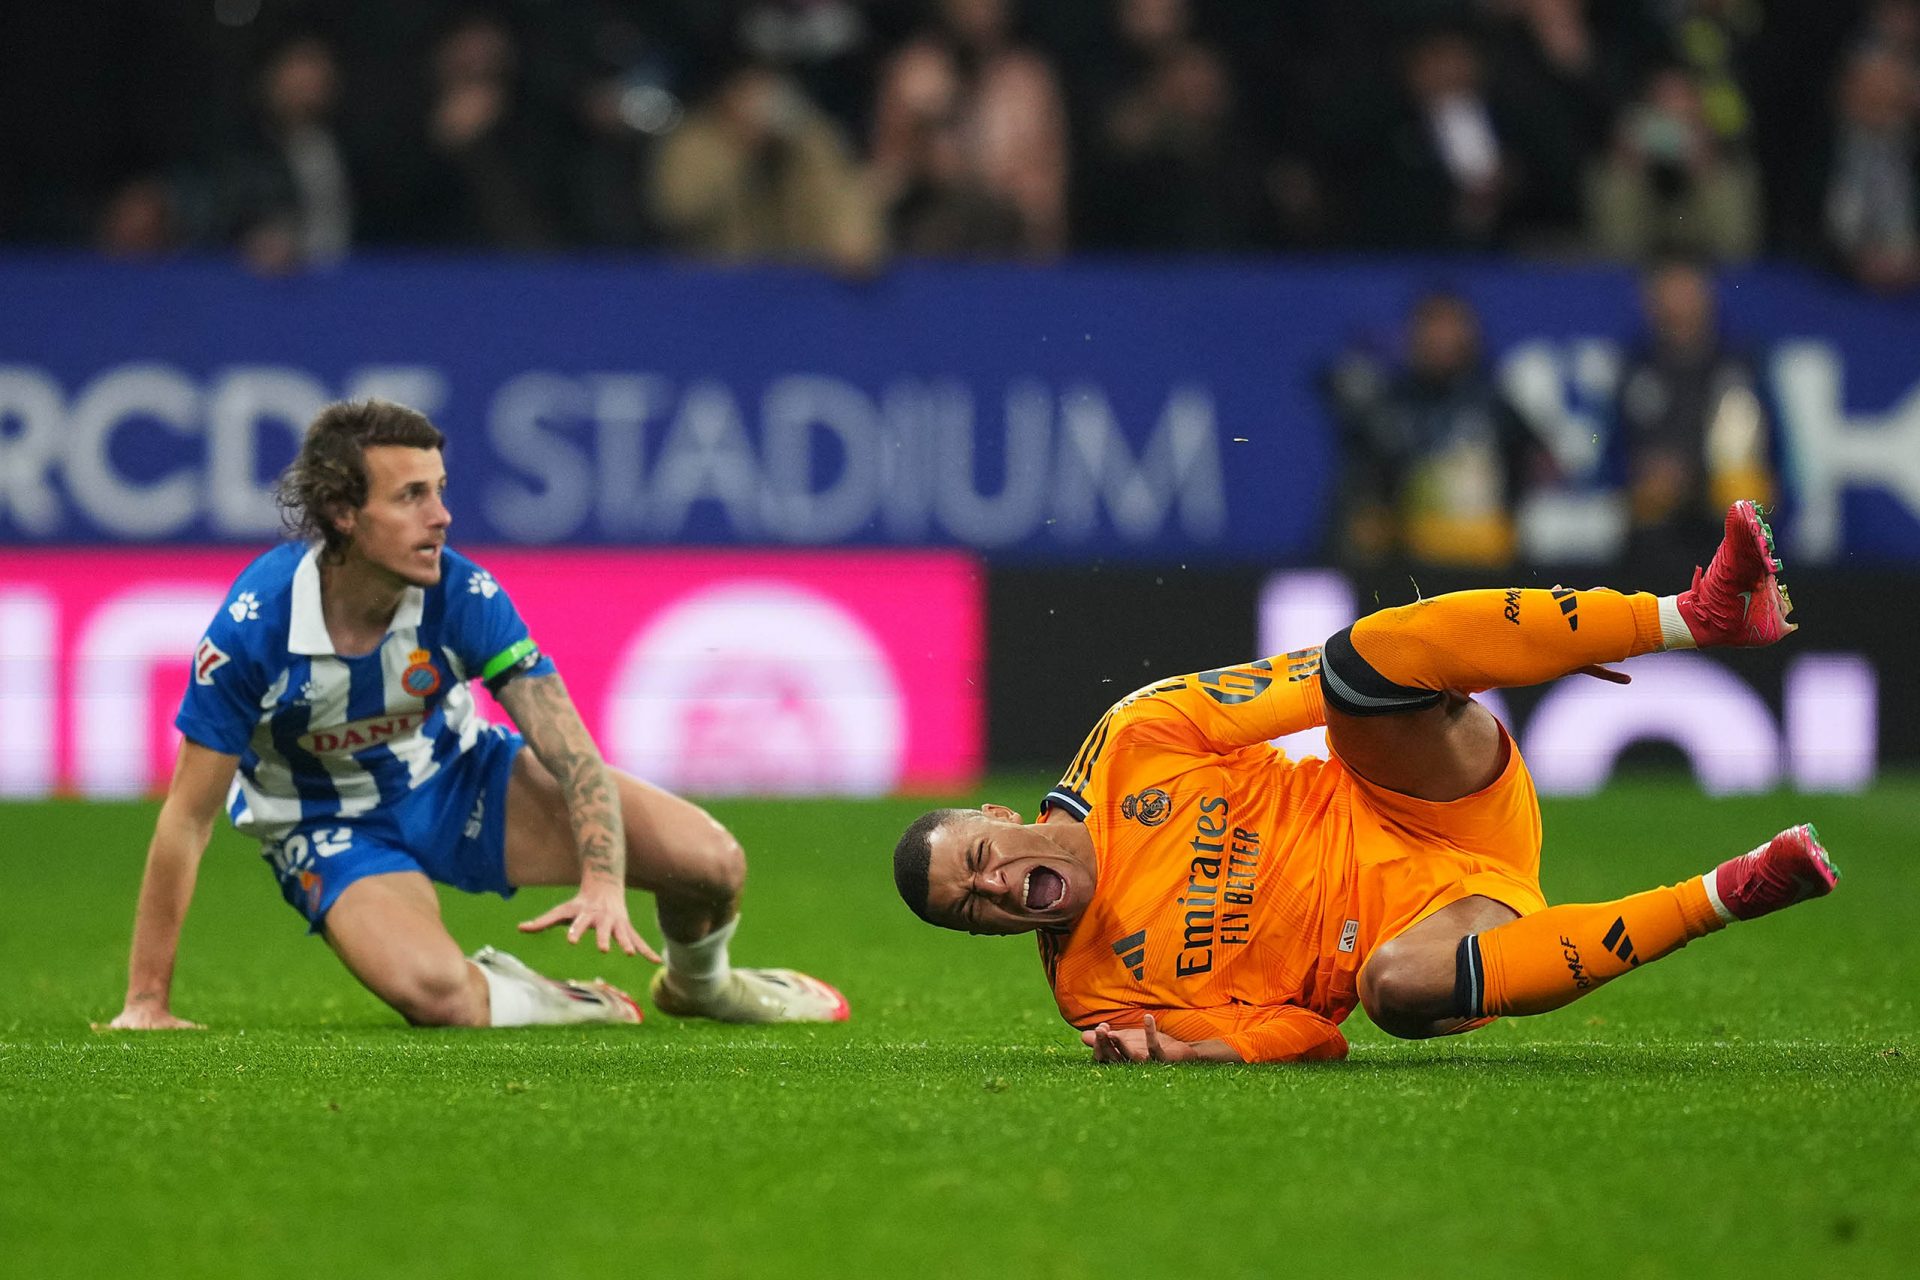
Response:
[[467, 570, 499, 599], [227, 591, 261, 623]]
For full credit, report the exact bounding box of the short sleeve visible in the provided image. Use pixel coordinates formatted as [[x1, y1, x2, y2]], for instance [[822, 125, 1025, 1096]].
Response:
[[173, 615, 264, 756], [441, 557, 558, 693]]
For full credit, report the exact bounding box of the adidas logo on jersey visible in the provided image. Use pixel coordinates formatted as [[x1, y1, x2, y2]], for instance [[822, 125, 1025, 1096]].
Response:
[[1110, 929, 1147, 980]]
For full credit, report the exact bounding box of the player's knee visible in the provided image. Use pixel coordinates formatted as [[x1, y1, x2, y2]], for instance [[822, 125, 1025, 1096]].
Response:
[[389, 960, 486, 1028], [705, 828, 747, 901], [1358, 941, 1449, 1040], [640, 819, 745, 904]]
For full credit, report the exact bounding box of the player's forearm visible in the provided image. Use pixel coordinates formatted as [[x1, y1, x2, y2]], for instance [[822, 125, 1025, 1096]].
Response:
[[557, 753, 624, 889], [505, 676, 626, 888], [123, 810, 211, 1008], [1222, 1017, 1350, 1064], [1161, 1006, 1349, 1064]]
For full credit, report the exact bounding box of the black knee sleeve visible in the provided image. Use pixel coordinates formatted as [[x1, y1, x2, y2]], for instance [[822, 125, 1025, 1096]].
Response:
[[1319, 625, 1444, 717], [1452, 934, 1485, 1019]]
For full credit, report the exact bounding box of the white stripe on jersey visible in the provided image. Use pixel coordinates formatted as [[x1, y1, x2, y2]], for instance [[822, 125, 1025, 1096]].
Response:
[[441, 681, 485, 753], [233, 668, 305, 840], [303, 655, 384, 819]]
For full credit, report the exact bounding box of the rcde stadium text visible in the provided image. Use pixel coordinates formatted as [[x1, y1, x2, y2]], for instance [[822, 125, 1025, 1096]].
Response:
[[2, 344, 1916, 556]]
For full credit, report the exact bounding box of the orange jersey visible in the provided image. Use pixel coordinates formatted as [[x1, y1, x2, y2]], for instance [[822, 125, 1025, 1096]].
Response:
[[1037, 653, 1546, 1063]]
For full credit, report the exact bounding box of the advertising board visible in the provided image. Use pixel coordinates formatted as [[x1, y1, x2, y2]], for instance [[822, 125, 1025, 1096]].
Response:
[[0, 548, 983, 798]]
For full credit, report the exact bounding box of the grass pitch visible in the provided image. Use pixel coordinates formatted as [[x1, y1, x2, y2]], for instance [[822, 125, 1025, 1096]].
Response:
[[2, 777, 1915, 1279]]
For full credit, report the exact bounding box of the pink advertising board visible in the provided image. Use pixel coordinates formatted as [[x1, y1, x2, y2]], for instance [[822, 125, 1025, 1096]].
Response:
[[0, 549, 983, 798]]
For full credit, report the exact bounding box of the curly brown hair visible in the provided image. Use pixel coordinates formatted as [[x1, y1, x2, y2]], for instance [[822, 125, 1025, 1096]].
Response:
[[274, 400, 445, 561]]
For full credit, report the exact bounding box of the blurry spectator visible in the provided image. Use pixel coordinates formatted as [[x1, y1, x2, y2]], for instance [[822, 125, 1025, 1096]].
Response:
[[569, 68, 670, 248], [1612, 260, 1774, 572], [1483, 0, 1635, 248], [95, 176, 185, 259], [1589, 66, 1761, 261], [420, 12, 563, 249], [1859, 0, 1920, 64], [1821, 45, 1920, 291], [736, 0, 878, 134], [215, 36, 355, 274], [1357, 27, 1515, 249], [870, 49, 1027, 257], [1322, 291, 1547, 569], [872, 0, 1069, 255], [1664, 0, 1762, 154], [652, 60, 882, 269], [1081, 0, 1259, 250]]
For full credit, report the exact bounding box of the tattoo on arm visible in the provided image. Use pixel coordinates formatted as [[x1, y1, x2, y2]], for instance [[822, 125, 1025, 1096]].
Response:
[[499, 674, 624, 885]]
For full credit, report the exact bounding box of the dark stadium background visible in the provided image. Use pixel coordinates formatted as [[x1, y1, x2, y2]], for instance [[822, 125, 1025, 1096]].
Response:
[[3, 0, 1916, 799]]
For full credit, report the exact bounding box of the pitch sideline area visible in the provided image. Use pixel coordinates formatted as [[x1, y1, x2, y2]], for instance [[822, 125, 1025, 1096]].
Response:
[[3, 779, 1915, 1278]]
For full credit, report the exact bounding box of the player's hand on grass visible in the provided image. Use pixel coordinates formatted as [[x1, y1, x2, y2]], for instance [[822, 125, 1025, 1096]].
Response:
[[1084, 1015, 1201, 1063], [518, 882, 661, 961], [96, 1002, 205, 1032]]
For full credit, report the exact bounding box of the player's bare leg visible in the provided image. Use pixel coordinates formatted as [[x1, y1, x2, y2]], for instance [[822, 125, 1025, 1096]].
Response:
[[1358, 894, 1518, 1038], [325, 873, 490, 1026], [324, 871, 641, 1027], [504, 754, 848, 1023]]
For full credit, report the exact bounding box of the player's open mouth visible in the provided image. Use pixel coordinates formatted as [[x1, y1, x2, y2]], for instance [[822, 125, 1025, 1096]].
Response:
[[1023, 867, 1066, 911]]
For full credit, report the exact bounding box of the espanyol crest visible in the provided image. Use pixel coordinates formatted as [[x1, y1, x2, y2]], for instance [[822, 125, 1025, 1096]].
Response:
[[402, 648, 441, 697]]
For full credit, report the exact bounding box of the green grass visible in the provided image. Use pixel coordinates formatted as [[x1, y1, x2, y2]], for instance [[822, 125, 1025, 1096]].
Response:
[[3, 777, 1916, 1279]]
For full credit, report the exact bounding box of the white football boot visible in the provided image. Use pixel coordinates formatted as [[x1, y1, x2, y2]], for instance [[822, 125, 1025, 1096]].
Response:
[[470, 946, 643, 1025], [649, 966, 849, 1024]]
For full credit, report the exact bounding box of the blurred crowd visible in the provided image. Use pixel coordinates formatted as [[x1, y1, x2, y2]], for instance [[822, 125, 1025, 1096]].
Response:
[[4, 0, 1918, 289], [1321, 258, 1778, 574]]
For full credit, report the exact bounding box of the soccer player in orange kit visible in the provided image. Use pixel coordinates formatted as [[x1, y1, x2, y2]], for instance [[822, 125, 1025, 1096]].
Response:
[[892, 502, 1839, 1063]]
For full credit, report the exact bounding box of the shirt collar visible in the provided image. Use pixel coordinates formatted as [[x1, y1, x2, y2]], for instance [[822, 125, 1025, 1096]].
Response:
[[288, 544, 426, 656]]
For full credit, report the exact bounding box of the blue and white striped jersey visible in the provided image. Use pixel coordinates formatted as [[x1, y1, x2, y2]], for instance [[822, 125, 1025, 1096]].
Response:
[[175, 542, 555, 844]]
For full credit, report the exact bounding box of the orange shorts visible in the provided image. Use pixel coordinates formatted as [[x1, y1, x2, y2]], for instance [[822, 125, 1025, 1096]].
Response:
[[1345, 723, 1547, 961]]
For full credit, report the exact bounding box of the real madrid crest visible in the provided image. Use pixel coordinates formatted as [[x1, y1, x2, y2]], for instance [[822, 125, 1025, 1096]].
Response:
[[1120, 788, 1171, 826], [402, 648, 441, 697]]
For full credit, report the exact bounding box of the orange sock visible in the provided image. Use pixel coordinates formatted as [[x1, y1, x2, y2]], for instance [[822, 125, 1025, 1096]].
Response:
[[1337, 588, 1669, 702], [1456, 879, 1726, 1018]]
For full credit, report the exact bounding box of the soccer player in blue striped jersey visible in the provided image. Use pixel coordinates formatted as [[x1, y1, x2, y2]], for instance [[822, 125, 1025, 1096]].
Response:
[[106, 400, 847, 1030]]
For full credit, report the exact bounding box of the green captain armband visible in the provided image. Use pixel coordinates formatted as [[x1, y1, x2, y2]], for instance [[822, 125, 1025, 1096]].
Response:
[[480, 638, 542, 690]]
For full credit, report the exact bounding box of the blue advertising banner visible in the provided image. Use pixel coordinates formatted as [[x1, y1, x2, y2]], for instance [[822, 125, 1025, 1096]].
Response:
[[0, 255, 1915, 562]]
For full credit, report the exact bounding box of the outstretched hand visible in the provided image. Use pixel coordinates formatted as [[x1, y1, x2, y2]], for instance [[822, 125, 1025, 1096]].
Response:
[[96, 1005, 205, 1032], [1083, 1014, 1202, 1063], [518, 883, 660, 961]]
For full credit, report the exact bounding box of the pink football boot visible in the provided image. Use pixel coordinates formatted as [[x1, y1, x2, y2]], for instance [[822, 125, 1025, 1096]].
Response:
[[1707, 824, 1840, 923], [1676, 500, 1796, 647]]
